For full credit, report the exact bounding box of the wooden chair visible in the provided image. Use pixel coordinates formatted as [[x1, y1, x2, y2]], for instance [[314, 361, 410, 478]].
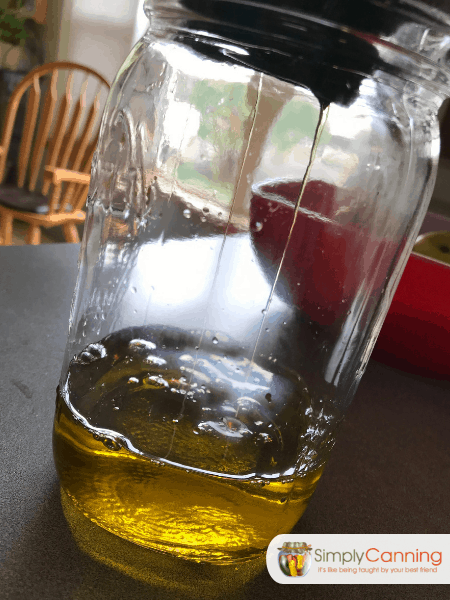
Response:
[[0, 61, 110, 245]]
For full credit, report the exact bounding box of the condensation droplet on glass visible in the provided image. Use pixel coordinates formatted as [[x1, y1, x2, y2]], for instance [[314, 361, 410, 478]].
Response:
[[212, 337, 219, 345], [131, 286, 137, 294], [128, 376, 139, 384], [183, 209, 191, 219], [202, 206, 209, 214], [252, 221, 263, 232], [261, 309, 266, 315], [265, 328, 269, 332], [265, 393, 272, 402]]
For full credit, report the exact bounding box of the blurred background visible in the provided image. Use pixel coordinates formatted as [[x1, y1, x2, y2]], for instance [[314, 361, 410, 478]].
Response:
[[0, 0, 148, 243], [0, 0, 147, 83]]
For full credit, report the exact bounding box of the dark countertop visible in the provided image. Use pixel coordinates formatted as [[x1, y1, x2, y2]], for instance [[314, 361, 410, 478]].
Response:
[[0, 244, 449, 600]]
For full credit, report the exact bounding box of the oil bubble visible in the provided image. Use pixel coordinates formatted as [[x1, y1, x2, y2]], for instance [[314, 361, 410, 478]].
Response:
[[143, 375, 169, 389], [76, 343, 106, 364], [103, 437, 122, 451]]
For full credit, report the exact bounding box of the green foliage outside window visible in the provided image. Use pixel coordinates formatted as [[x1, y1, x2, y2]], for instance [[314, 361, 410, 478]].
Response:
[[0, 1, 29, 46]]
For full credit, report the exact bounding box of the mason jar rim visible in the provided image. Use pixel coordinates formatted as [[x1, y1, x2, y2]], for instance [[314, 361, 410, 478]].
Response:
[[144, 0, 450, 98]]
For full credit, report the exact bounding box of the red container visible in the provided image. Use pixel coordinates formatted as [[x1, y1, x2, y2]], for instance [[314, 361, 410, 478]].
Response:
[[373, 252, 450, 380], [250, 181, 450, 381]]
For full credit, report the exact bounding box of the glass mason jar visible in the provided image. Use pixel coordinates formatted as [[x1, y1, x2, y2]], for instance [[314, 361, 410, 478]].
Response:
[[53, 0, 450, 564]]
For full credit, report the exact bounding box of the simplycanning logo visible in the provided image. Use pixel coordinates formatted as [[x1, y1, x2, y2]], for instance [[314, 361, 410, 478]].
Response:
[[278, 542, 313, 577], [266, 535, 448, 584], [314, 547, 442, 574]]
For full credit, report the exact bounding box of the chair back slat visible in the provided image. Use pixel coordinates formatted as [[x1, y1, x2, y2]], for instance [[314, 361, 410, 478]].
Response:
[[28, 70, 59, 191], [73, 92, 100, 172], [17, 75, 41, 188], [58, 93, 101, 214], [58, 79, 88, 171], [41, 73, 74, 196]]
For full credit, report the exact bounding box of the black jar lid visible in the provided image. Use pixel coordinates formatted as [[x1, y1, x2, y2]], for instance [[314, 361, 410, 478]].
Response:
[[172, 0, 450, 105]]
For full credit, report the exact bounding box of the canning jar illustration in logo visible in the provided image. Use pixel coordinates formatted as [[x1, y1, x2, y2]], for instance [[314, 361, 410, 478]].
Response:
[[278, 542, 313, 577]]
